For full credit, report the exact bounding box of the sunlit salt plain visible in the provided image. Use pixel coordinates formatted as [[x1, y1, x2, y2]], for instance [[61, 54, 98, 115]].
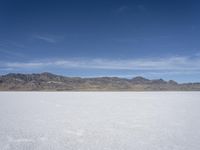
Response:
[[0, 92, 200, 150]]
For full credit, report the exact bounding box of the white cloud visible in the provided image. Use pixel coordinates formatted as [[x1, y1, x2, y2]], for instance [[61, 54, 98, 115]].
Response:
[[1, 56, 200, 72], [117, 6, 129, 13], [33, 35, 57, 43], [6, 62, 48, 68]]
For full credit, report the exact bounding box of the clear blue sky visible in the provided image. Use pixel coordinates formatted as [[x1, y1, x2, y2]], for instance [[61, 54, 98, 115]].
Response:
[[0, 0, 200, 82]]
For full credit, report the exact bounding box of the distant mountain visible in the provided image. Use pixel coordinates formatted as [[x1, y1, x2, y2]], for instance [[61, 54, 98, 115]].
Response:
[[0, 72, 200, 91]]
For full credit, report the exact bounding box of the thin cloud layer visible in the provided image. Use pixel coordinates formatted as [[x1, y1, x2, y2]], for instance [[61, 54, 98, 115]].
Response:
[[33, 35, 57, 43], [1, 56, 200, 72]]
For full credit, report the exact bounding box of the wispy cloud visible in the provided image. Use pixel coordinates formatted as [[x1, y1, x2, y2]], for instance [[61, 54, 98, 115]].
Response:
[[119, 6, 128, 12], [116, 5, 129, 13], [1, 56, 200, 73], [137, 4, 146, 11], [0, 40, 26, 49], [0, 48, 26, 58], [33, 35, 57, 43], [195, 51, 200, 57], [111, 38, 138, 43], [0, 40, 26, 58]]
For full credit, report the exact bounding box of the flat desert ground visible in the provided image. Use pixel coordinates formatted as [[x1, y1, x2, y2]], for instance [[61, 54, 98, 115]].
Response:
[[0, 92, 200, 150]]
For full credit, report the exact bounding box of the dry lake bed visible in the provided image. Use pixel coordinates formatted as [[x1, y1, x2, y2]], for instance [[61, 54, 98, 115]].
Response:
[[0, 92, 200, 150]]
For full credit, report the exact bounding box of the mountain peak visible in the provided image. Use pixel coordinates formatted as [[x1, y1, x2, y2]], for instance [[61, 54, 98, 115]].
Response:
[[168, 80, 178, 85], [131, 76, 150, 84], [0, 72, 200, 91]]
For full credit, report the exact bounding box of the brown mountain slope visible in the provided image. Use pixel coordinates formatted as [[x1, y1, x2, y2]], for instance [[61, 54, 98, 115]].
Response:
[[0, 72, 200, 91]]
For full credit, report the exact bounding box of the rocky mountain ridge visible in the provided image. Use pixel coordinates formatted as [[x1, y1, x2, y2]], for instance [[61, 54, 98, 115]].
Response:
[[0, 72, 200, 91]]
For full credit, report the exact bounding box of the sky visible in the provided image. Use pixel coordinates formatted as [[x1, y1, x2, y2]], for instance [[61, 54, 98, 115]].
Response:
[[0, 0, 200, 82]]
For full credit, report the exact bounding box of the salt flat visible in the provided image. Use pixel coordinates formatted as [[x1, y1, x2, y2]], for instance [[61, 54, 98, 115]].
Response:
[[0, 92, 200, 150]]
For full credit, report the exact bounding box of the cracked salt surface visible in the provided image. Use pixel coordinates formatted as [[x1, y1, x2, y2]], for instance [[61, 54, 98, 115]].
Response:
[[0, 92, 200, 150]]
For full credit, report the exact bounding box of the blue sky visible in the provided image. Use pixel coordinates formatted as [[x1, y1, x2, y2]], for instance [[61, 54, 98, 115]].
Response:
[[0, 0, 200, 82]]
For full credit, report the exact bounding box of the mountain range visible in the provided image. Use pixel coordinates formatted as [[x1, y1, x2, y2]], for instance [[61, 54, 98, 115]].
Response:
[[0, 72, 200, 91]]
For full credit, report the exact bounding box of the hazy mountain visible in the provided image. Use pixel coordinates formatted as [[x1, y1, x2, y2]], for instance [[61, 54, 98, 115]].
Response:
[[0, 72, 200, 91]]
